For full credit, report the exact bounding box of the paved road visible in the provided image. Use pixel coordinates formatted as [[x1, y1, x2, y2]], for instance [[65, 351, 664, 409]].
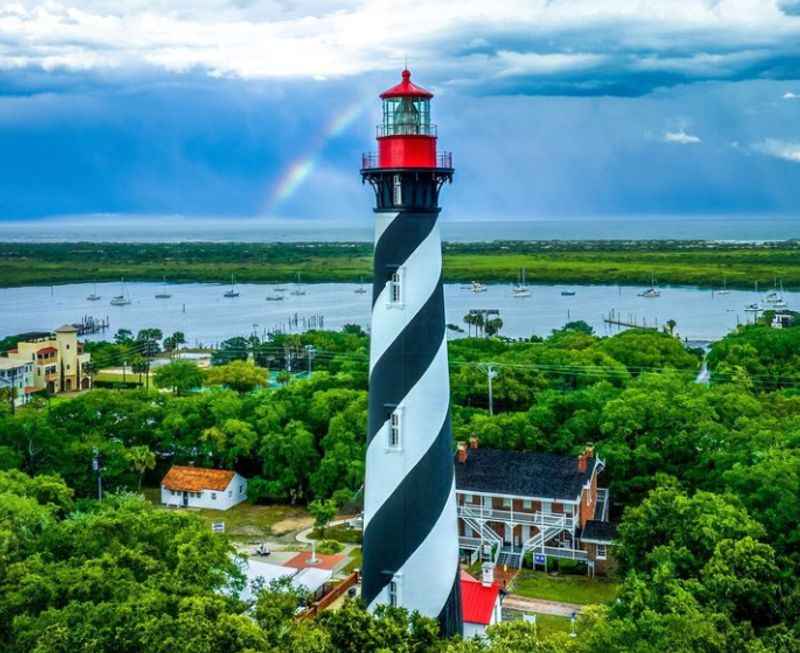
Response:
[[504, 594, 583, 617]]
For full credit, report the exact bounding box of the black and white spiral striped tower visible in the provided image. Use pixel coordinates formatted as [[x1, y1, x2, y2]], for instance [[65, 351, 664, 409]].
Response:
[[360, 69, 461, 637]]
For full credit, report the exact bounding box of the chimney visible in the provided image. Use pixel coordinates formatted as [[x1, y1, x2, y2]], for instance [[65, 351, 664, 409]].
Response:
[[469, 435, 479, 449], [457, 442, 468, 464], [481, 562, 495, 587], [577, 452, 587, 473]]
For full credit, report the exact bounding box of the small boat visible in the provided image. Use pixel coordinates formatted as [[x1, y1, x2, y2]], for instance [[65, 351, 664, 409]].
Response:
[[744, 302, 761, 312], [771, 298, 789, 309], [717, 277, 730, 296], [110, 278, 132, 306], [87, 282, 101, 301], [354, 277, 368, 294], [290, 272, 306, 296], [561, 290, 576, 297], [266, 295, 285, 301], [274, 287, 287, 292], [155, 276, 172, 299], [512, 269, 530, 298], [471, 281, 487, 294], [223, 274, 240, 298], [638, 274, 661, 298]]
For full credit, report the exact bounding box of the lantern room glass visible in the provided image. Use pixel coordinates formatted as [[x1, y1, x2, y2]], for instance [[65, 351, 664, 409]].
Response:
[[381, 97, 433, 136]]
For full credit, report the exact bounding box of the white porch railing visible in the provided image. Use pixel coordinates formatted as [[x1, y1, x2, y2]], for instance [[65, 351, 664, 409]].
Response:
[[457, 504, 575, 532]]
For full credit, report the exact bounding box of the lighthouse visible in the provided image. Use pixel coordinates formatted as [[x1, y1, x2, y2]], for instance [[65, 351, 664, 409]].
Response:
[[360, 69, 461, 636]]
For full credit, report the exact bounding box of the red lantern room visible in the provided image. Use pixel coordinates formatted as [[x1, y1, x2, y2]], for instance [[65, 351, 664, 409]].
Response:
[[362, 69, 452, 170]]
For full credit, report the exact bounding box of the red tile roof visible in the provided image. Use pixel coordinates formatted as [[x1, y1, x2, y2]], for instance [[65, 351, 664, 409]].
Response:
[[161, 465, 236, 492], [461, 577, 501, 625], [37, 347, 58, 355], [284, 551, 346, 572]]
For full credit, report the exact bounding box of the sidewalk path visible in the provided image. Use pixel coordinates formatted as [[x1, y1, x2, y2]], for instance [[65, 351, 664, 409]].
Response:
[[504, 594, 583, 617]]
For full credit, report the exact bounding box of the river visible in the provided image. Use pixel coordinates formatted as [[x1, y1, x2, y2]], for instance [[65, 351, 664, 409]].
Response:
[[1, 281, 793, 345]]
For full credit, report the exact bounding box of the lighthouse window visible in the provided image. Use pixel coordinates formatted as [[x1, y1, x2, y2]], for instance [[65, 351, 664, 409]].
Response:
[[389, 271, 402, 304], [392, 174, 402, 206], [388, 410, 402, 449], [388, 577, 400, 607]]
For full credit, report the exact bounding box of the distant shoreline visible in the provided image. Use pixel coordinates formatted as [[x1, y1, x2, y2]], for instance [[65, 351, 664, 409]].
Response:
[[1, 239, 798, 289]]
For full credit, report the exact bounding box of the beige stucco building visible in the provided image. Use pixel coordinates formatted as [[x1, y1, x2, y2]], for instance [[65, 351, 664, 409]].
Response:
[[5, 325, 92, 394]]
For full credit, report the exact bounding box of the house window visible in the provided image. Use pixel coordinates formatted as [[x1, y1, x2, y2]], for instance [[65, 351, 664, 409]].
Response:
[[388, 410, 402, 449], [542, 501, 552, 514], [240, 484, 244, 494], [564, 504, 573, 516], [502, 498, 512, 509], [522, 499, 532, 510], [388, 577, 400, 607], [389, 271, 402, 304], [464, 493, 473, 503], [228, 490, 232, 498], [392, 174, 402, 206], [597, 544, 607, 560], [211, 493, 217, 500]]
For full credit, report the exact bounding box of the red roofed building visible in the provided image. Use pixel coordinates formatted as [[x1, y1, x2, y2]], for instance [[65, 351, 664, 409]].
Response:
[[461, 564, 503, 638], [160, 465, 247, 511], [284, 551, 347, 573]]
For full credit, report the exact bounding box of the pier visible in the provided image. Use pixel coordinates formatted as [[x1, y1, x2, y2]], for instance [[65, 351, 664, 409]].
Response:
[[72, 315, 110, 336], [603, 309, 658, 331]]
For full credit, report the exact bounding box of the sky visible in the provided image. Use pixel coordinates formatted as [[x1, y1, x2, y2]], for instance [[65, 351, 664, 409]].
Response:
[[1, 0, 800, 222]]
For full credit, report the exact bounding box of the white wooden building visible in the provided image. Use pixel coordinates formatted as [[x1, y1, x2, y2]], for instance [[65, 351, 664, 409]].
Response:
[[161, 465, 247, 511]]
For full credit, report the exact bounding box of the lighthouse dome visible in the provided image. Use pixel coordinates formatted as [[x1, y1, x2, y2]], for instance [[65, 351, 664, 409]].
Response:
[[379, 69, 434, 99]]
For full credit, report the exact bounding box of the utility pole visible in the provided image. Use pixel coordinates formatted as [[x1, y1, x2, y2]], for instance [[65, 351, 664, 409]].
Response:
[[92, 448, 103, 500], [305, 345, 316, 376], [481, 363, 498, 415]]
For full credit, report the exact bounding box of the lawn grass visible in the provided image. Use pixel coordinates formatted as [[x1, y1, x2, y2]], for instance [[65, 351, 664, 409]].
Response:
[[309, 524, 362, 544], [511, 570, 619, 605], [343, 547, 362, 574], [142, 489, 310, 543], [500, 610, 573, 637], [527, 613, 572, 637]]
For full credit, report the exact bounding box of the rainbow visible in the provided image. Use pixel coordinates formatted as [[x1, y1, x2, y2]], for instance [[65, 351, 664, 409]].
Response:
[[265, 96, 372, 213]]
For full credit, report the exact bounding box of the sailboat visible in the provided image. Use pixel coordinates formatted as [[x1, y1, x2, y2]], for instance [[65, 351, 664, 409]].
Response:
[[155, 276, 172, 299], [290, 272, 307, 296], [471, 281, 487, 293], [638, 273, 661, 298], [110, 279, 132, 306], [354, 277, 368, 294], [717, 277, 730, 295], [223, 274, 240, 298], [764, 279, 787, 307], [512, 269, 530, 298], [86, 282, 101, 302]]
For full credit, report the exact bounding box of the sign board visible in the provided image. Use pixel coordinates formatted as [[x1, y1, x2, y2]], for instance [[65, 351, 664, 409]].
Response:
[[534, 553, 546, 565], [211, 522, 225, 533], [523, 614, 537, 624]]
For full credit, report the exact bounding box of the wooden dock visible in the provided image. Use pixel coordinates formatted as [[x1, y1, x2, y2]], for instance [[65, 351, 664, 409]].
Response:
[[72, 315, 110, 336], [603, 309, 658, 331]]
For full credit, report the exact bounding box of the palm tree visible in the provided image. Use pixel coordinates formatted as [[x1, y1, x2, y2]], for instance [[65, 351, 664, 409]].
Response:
[[126, 446, 156, 491]]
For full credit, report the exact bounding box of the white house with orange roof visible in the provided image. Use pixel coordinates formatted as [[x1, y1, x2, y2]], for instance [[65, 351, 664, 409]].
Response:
[[161, 465, 247, 510]]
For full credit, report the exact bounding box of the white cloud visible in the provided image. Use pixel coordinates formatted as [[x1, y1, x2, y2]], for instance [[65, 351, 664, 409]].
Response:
[[0, 0, 799, 91], [753, 138, 800, 163], [664, 130, 702, 144], [784, 91, 800, 99]]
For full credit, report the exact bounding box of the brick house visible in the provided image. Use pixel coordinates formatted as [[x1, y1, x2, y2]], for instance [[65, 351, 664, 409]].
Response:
[[454, 439, 616, 576]]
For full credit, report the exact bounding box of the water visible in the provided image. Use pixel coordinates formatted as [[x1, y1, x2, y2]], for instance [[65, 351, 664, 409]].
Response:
[[1, 281, 792, 344], [0, 215, 798, 243]]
